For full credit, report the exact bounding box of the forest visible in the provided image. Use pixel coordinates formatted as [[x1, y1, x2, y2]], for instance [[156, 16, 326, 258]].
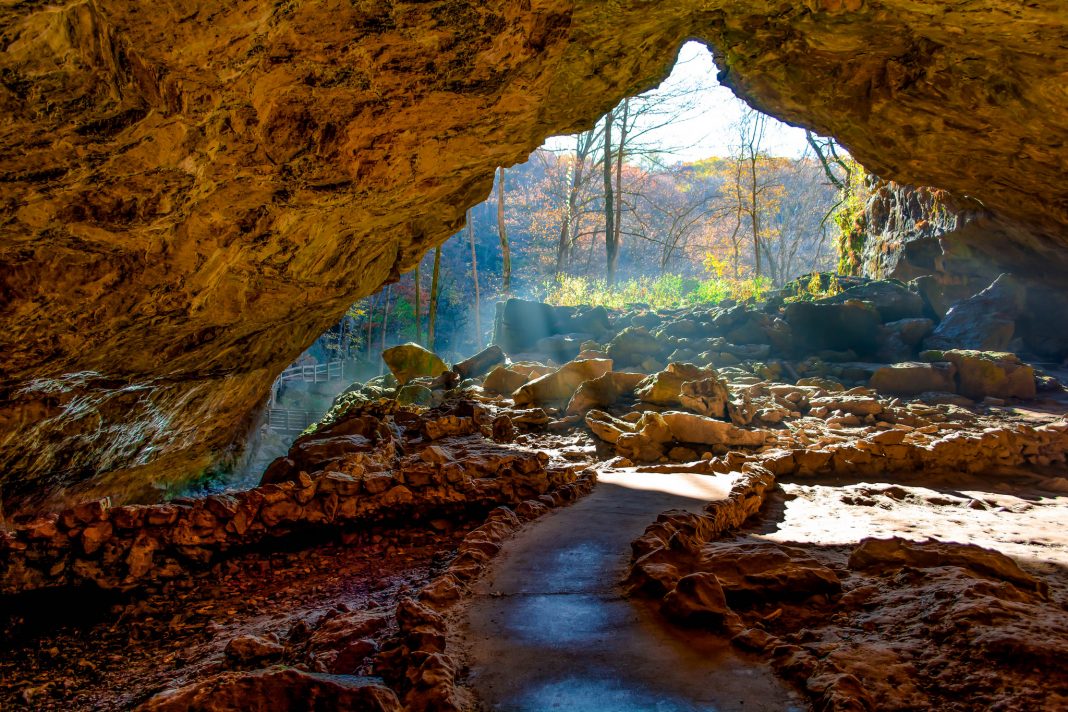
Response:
[[311, 49, 865, 370]]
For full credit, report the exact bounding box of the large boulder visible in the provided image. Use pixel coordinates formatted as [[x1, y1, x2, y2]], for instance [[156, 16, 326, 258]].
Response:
[[453, 344, 506, 380], [784, 300, 882, 356], [925, 349, 1036, 400], [606, 327, 665, 368], [660, 411, 766, 447], [869, 361, 956, 396], [492, 299, 558, 354], [635, 362, 717, 406], [482, 365, 530, 395], [137, 669, 402, 711], [566, 371, 645, 415], [924, 274, 1025, 352], [512, 358, 613, 406], [557, 304, 612, 339], [381, 343, 448, 386], [825, 280, 925, 322]]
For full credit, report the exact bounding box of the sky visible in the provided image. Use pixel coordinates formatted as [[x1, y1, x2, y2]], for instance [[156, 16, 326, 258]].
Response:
[[542, 41, 811, 162]]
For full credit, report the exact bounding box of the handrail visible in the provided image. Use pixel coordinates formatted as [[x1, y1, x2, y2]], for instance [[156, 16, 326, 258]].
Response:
[[278, 360, 345, 384], [265, 408, 317, 432]]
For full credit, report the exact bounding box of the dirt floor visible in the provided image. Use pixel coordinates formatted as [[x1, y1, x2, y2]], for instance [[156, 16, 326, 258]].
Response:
[[0, 526, 468, 711]]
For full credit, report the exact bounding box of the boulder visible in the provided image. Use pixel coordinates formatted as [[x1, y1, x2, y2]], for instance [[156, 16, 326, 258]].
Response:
[[1018, 284, 1068, 360], [784, 300, 882, 356], [396, 383, 434, 406], [606, 327, 665, 368], [826, 280, 925, 322], [381, 343, 448, 386], [884, 318, 935, 347], [566, 372, 645, 415], [660, 411, 766, 447], [492, 299, 558, 354], [869, 361, 956, 396], [482, 365, 530, 394], [558, 305, 612, 339], [137, 669, 402, 711], [635, 362, 716, 406], [512, 358, 613, 406], [452, 345, 506, 380], [534, 334, 585, 362], [926, 349, 1036, 400], [924, 274, 1025, 352], [584, 409, 630, 444], [678, 376, 732, 418]]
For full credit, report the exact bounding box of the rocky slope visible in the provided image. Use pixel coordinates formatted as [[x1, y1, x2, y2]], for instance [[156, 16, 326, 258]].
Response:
[[3, 0, 1068, 511]]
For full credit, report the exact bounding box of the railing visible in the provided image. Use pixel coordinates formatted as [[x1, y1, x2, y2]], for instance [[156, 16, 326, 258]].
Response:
[[265, 409, 318, 432], [278, 360, 345, 384]]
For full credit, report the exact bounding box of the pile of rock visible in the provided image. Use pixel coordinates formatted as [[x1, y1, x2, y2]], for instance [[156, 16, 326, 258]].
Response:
[[0, 401, 578, 595]]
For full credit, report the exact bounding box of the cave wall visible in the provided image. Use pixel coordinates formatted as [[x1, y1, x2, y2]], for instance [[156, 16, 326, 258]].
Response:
[[2, 0, 1068, 513]]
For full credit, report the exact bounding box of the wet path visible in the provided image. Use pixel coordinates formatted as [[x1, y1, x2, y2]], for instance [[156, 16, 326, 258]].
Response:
[[461, 470, 805, 711]]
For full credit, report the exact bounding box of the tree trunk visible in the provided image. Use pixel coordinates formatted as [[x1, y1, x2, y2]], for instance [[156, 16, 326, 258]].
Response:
[[414, 262, 422, 345], [558, 129, 595, 274], [468, 210, 482, 350], [365, 294, 377, 361], [427, 245, 441, 350], [497, 166, 511, 294], [603, 110, 617, 287], [379, 284, 392, 374], [613, 98, 629, 273], [749, 150, 762, 278]]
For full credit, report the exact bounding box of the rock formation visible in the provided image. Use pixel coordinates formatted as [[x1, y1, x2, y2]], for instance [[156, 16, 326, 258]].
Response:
[[4, 0, 1068, 511]]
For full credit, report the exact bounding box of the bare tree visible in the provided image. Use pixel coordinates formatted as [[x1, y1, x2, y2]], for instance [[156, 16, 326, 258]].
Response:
[[467, 210, 482, 350], [413, 261, 422, 344], [427, 245, 441, 349], [603, 109, 618, 286], [556, 128, 598, 273], [496, 166, 511, 294]]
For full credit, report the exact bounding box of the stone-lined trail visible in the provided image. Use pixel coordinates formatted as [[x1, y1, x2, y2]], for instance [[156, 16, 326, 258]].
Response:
[[460, 469, 805, 711]]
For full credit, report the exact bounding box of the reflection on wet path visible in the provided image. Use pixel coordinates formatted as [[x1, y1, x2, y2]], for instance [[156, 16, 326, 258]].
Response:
[[462, 470, 805, 711]]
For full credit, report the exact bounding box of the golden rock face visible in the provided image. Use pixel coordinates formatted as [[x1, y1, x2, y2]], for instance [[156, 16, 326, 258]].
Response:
[[1, 1, 1066, 511]]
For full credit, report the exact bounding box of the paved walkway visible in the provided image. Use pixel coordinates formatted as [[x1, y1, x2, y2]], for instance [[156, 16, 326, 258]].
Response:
[[461, 470, 805, 711]]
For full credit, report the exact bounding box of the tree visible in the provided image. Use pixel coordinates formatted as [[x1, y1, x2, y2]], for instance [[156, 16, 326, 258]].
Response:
[[556, 128, 598, 273], [603, 109, 618, 286], [427, 245, 441, 349], [467, 209, 482, 350], [413, 262, 422, 344], [497, 167, 511, 294]]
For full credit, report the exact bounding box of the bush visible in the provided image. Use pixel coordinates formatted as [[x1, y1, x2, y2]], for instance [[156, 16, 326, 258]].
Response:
[[540, 273, 772, 310]]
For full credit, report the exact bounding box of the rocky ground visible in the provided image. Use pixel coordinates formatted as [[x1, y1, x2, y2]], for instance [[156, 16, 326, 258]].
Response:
[[2, 277, 1067, 710], [1, 528, 453, 710]]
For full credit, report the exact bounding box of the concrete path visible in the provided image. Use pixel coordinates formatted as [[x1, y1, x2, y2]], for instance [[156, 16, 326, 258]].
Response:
[[461, 470, 805, 711]]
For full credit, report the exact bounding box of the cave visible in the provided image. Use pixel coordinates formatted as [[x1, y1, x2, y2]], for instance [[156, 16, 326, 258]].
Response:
[[1, 2, 1067, 710]]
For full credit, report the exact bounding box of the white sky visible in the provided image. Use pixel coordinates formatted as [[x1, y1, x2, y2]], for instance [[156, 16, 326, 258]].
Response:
[[542, 41, 811, 161]]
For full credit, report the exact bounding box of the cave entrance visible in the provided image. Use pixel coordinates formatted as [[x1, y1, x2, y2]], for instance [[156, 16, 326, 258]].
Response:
[[223, 42, 861, 492]]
